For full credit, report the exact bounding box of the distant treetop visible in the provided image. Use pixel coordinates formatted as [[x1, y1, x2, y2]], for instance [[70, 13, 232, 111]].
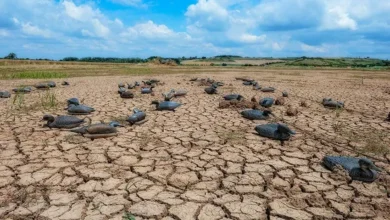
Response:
[[4, 52, 17, 59], [213, 55, 242, 59]]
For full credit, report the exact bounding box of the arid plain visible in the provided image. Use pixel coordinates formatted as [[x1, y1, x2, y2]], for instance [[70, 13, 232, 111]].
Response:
[[0, 63, 390, 220]]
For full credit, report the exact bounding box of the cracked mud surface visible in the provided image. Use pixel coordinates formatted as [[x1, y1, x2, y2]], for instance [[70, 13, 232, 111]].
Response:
[[0, 70, 390, 220]]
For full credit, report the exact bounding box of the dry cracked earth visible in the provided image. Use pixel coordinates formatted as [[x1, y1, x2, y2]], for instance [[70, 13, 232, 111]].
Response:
[[0, 70, 390, 220]]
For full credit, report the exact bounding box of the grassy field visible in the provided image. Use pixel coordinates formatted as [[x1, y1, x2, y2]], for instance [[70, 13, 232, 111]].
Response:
[[181, 57, 390, 70], [181, 58, 284, 66], [0, 59, 389, 80]]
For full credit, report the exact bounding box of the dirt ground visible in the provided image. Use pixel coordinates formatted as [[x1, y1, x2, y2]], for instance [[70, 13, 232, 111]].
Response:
[[0, 69, 390, 220]]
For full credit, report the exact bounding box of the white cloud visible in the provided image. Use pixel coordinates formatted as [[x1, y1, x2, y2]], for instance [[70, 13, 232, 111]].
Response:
[[186, 0, 228, 18], [321, 6, 357, 30], [185, 0, 230, 31], [115, 18, 124, 27], [272, 42, 283, 50], [63, 0, 101, 21], [237, 34, 266, 43], [301, 43, 327, 53], [121, 21, 174, 39], [251, 0, 324, 30], [81, 29, 94, 37], [12, 17, 20, 24], [21, 23, 54, 38], [0, 0, 389, 59], [0, 29, 9, 37], [110, 0, 147, 8], [23, 43, 44, 50], [91, 19, 110, 38]]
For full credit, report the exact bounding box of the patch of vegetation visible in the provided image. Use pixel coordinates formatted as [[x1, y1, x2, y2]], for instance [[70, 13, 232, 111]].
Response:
[[359, 131, 389, 155], [222, 85, 236, 93], [12, 90, 26, 110], [123, 68, 153, 75], [334, 107, 344, 118], [63, 56, 146, 64], [7, 89, 61, 116], [219, 130, 246, 144], [283, 57, 390, 69], [40, 90, 58, 109], [6, 71, 68, 79], [123, 212, 136, 220], [4, 52, 17, 59], [110, 116, 128, 125], [338, 126, 389, 155], [277, 72, 302, 76], [332, 121, 346, 132]]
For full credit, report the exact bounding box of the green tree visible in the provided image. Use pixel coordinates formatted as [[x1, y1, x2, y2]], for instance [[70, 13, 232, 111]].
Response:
[[5, 52, 17, 59]]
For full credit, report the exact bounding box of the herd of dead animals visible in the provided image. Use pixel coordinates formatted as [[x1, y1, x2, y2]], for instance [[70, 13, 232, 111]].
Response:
[[0, 77, 388, 183]]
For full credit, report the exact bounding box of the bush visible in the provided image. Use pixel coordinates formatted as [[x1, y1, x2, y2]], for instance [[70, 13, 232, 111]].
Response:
[[4, 52, 17, 59]]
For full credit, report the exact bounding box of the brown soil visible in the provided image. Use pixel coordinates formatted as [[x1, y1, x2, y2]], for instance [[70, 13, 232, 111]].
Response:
[[0, 69, 389, 220]]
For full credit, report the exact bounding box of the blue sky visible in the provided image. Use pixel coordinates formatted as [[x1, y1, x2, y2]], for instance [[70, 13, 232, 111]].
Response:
[[0, 0, 390, 59]]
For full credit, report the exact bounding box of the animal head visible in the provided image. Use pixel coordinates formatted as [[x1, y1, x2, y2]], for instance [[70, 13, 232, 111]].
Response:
[[358, 158, 381, 171], [42, 115, 55, 123], [65, 104, 76, 110], [277, 123, 296, 135], [133, 108, 142, 113], [237, 95, 244, 101], [67, 98, 80, 106], [109, 121, 124, 127], [151, 100, 160, 105], [263, 110, 274, 116]]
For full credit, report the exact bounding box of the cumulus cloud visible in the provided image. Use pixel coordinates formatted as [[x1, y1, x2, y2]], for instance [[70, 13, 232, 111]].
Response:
[[0, 29, 9, 37], [301, 43, 327, 53], [236, 34, 266, 44], [321, 6, 357, 30], [252, 0, 324, 31], [123, 21, 174, 38], [0, 0, 389, 59], [63, 0, 100, 21], [21, 23, 54, 38], [110, 0, 148, 8], [185, 0, 230, 32]]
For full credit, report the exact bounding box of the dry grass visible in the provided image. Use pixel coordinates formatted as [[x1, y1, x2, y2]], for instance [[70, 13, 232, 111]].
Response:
[[5, 71, 68, 79], [40, 90, 58, 109], [123, 212, 136, 220], [334, 107, 344, 118], [332, 121, 346, 132], [1, 60, 390, 80], [277, 72, 303, 76], [5, 90, 62, 118], [110, 116, 128, 125], [218, 130, 246, 144], [181, 59, 284, 66], [360, 131, 389, 155], [339, 127, 390, 155], [64, 134, 89, 144], [222, 85, 237, 93]]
